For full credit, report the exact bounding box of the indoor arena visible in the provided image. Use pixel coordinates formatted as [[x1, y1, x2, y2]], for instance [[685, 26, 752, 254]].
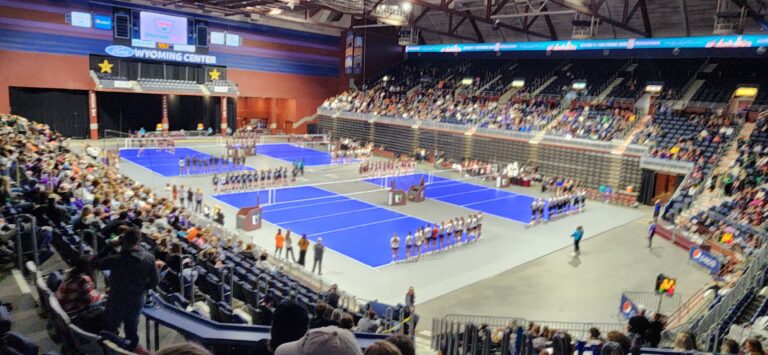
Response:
[[0, 0, 767, 354]]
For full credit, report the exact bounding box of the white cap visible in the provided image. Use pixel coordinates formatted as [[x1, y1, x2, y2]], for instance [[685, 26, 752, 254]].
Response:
[[275, 326, 362, 355]]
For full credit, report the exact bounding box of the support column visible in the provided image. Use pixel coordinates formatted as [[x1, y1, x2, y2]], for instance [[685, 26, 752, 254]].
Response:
[[88, 90, 99, 140], [220, 96, 228, 136], [161, 95, 169, 133]]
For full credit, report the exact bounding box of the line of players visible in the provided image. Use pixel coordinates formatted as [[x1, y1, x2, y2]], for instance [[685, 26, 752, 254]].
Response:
[[212, 167, 297, 192], [359, 160, 416, 177], [390, 212, 483, 262], [178, 155, 247, 176], [530, 190, 588, 224]]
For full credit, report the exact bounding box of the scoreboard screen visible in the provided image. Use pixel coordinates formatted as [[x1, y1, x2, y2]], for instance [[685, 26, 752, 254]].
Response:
[[139, 11, 188, 45]]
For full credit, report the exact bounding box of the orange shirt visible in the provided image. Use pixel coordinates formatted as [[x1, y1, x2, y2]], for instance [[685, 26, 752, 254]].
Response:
[[275, 233, 285, 248], [186, 227, 199, 242], [298, 238, 310, 251]]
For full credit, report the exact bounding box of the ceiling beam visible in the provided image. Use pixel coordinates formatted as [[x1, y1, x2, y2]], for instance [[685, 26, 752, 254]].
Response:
[[638, 0, 652, 37], [469, 18, 485, 42], [549, 0, 650, 37], [416, 26, 477, 41], [625, 0, 641, 23], [413, 8, 431, 24], [731, 0, 768, 29], [542, 4, 558, 40], [491, 0, 509, 16], [678, 0, 690, 36], [407, 0, 552, 39], [450, 16, 468, 33]]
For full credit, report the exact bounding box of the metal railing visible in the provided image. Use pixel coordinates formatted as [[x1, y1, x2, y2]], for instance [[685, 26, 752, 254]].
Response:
[[625, 144, 650, 155], [186, 211, 366, 313], [438, 314, 624, 342], [623, 291, 682, 316], [474, 127, 535, 140], [539, 135, 618, 152], [639, 157, 696, 175], [689, 247, 768, 350]]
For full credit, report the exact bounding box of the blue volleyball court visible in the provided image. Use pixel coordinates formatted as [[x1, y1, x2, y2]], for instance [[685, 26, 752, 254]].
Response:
[[366, 173, 536, 223], [257, 143, 355, 166], [213, 186, 429, 268], [120, 148, 252, 177]]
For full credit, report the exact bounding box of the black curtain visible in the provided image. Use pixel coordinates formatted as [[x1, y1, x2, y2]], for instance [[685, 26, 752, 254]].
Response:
[[97, 92, 162, 135], [227, 98, 236, 132], [168, 95, 219, 131], [638, 169, 657, 205], [139, 62, 165, 79], [9, 87, 89, 138]]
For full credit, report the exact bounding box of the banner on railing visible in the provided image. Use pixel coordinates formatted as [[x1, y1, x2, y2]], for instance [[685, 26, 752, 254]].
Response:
[[689, 246, 721, 274], [619, 294, 639, 319]]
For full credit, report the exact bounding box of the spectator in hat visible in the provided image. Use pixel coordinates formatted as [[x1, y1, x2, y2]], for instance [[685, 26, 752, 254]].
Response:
[[275, 326, 363, 355], [249, 300, 309, 355]]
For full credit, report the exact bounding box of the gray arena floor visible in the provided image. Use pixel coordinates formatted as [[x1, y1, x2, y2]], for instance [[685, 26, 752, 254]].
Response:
[[115, 142, 711, 327]]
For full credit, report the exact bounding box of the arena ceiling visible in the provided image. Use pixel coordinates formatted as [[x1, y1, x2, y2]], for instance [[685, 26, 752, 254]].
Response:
[[151, 0, 768, 43]]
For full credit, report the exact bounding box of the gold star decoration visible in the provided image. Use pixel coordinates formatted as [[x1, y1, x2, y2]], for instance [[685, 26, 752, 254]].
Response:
[[209, 68, 221, 80], [97, 59, 113, 74]]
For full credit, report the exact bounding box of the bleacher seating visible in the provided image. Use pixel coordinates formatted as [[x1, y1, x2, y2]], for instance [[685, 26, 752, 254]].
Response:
[[138, 78, 201, 93]]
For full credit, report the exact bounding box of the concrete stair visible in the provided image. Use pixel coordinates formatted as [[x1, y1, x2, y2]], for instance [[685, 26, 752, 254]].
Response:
[[476, 75, 502, 95], [611, 115, 651, 155], [530, 75, 559, 96], [674, 79, 706, 110], [596, 77, 624, 101], [702, 63, 719, 73], [678, 122, 754, 220]]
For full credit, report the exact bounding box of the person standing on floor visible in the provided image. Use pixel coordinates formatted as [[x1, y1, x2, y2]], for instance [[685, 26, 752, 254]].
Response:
[[405, 287, 415, 311], [648, 222, 657, 248], [571, 226, 584, 256], [284, 230, 296, 262], [179, 185, 185, 207], [390, 233, 400, 262], [312, 238, 324, 275], [171, 185, 178, 204], [186, 187, 194, 209], [405, 231, 413, 259], [297, 234, 310, 266], [194, 188, 203, 213], [275, 228, 285, 258]]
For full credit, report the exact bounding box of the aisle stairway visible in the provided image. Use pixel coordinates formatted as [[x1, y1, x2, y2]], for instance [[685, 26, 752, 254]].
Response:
[[677, 122, 754, 221], [611, 115, 652, 154], [734, 294, 767, 325]]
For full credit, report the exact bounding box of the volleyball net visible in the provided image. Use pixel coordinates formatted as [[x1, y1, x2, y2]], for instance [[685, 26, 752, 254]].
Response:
[[258, 168, 489, 207], [123, 133, 329, 150]]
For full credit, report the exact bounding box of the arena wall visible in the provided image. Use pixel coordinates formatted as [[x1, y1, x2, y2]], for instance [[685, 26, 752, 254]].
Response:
[[0, 0, 344, 133]]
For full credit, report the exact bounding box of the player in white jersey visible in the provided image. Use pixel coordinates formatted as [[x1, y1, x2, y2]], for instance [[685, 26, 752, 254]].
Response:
[[405, 231, 414, 259], [390, 233, 400, 262]]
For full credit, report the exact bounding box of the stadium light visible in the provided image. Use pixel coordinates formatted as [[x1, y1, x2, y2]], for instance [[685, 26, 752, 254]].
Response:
[[401, 1, 412, 12]]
